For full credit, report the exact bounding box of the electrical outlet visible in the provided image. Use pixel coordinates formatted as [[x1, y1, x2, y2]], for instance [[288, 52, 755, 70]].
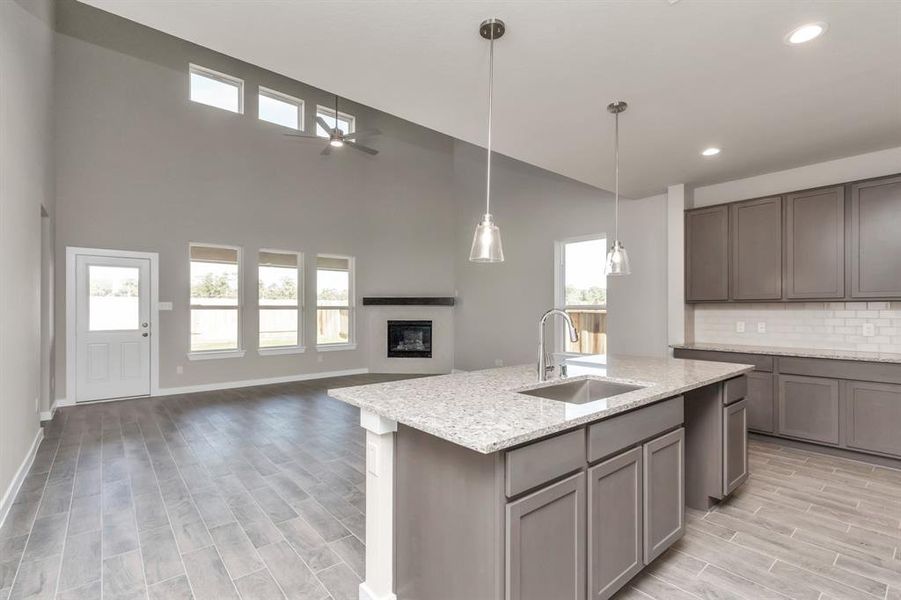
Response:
[[494, 359, 504, 367], [735, 321, 746, 333], [176, 365, 183, 375], [757, 321, 766, 333], [863, 323, 876, 337]]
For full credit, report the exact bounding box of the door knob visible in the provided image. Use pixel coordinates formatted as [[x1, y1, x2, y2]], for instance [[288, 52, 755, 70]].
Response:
[[142, 332, 149, 337], [142, 322, 149, 328]]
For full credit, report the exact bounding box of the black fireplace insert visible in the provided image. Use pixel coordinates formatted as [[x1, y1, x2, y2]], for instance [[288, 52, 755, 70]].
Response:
[[387, 320, 432, 358]]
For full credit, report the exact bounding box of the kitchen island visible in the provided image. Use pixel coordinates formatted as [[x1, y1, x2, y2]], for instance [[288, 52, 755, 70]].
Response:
[[329, 354, 752, 600]]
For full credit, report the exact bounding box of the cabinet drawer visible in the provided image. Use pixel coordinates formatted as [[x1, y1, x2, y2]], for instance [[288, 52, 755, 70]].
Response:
[[505, 428, 585, 497], [673, 348, 773, 372], [777, 374, 839, 445], [778, 356, 901, 385], [844, 380, 901, 458], [589, 397, 683, 463], [723, 376, 747, 405]]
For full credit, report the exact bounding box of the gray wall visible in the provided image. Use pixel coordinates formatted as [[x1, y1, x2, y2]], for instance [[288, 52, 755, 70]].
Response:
[[54, 0, 456, 397], [0, 0, 55, 507], [452, 141, 669, 371]]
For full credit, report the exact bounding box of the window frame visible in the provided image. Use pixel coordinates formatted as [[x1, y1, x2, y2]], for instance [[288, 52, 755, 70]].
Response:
[[315, 253, 356, 351], [315, 105, 356, 137], [188, 64, 244, 114], [554, 234, 608, 355], [257, 248, 305, 355], [187, 242, 245, 360], [258, 86, 304, 131]]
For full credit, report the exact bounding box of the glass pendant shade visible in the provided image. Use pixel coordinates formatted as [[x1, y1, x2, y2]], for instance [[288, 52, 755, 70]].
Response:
[[605, 240, 631, 276], [469, 214, 505, 263]]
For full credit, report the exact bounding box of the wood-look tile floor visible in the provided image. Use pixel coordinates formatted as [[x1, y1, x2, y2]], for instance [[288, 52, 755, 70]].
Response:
[[2, 374, 901, 600]]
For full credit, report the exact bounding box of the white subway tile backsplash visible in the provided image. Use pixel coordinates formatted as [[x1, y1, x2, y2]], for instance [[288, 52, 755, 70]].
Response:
[[694, 302, 901, 354]]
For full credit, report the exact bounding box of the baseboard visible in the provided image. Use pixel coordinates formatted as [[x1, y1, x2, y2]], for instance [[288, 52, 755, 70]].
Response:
[[40, 397, 74, 422], [156, 367, 370, 396], [0, 428, 44, 531], [750, 432, 901, 471], [358, 582, 396, 600]]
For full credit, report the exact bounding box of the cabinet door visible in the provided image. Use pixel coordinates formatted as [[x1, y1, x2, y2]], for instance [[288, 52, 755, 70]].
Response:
[[506, 472, 586, 600], [731, 196, 783, 300], [746, 371, 775, 433], [777, 374, 839, 445], [588, 448, 642, 600], [723, 399, 749, 495], [844, 380, 901, 457], [643, 428, 685, 564], [685, 205, 729, 302], [785, 186, 845, 299], [850, 175, 901, 298]]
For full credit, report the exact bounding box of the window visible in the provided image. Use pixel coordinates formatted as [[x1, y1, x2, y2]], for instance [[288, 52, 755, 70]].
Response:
[[189, 64, 243, 113], [258, 87, 303, 130], [88, 266, 140, 331], [316, 255, 354, 348], [557, 236, 607, 354], [259, 250, 303, 351], [189, 244, 242, 356], [316, 106, 355, 137]]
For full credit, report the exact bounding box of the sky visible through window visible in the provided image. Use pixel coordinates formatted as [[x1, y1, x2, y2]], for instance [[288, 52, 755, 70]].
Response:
[[190, 72, 240, 113], [259, 93, 299, 129], [565, 238, 607, 306]]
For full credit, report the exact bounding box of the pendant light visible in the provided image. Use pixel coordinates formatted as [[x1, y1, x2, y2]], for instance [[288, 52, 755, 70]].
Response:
[[469, 18, 506, 263], [605, 101, 631, 276]]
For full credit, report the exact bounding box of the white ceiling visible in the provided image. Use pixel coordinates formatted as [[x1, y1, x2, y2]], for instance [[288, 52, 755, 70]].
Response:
[[79, 0, 901, 198]]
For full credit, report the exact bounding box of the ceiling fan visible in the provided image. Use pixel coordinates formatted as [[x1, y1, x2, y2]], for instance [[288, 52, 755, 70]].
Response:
[[284, 95, 380, 156]]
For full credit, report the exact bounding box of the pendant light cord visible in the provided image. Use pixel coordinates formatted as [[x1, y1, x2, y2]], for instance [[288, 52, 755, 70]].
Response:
[[485, 25, 495, 217], [614, 111, 619, 241]]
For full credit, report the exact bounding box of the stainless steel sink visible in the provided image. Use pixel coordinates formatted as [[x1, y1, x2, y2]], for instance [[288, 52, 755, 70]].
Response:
[[519, 379, 645, 405]]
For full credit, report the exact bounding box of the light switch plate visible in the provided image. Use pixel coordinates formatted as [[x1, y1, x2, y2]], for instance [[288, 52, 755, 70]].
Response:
[[159, 301, 173, 311], [735, 321, 746, 333], [863, 323, 876, 336], [757, 322, 766, 333]]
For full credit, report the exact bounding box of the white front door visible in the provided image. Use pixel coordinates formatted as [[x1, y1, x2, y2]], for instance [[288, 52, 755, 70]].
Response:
[[75, 254, 151, 402]]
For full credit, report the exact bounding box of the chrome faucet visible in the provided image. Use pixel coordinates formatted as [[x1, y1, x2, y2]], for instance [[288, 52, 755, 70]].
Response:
[[538, 309, 579, 382]]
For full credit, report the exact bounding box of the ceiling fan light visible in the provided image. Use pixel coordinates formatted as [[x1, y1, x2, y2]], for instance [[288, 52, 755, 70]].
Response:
[[469, 214, 504, 263], [330, 139, 344, 147], [605, 240, 631, 276]]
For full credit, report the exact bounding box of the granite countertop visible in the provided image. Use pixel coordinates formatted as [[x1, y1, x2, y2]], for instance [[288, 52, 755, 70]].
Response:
[[672, 342, 901, 364], [328, 355, 752, 454]]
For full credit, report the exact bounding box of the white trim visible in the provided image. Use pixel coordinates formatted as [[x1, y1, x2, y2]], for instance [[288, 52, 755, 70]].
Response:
[[257, 346, 306, 356], [156, 367, 369, 396], [39, 397, 74, 422], [258, 86, 304, 130], [360, 409, 397, 600], [317, 343, 357, 352], [189, 63, 244, 114], [66, 246, 160, 404], [187, 349, 247, 361], [0, 428, 44, 531]]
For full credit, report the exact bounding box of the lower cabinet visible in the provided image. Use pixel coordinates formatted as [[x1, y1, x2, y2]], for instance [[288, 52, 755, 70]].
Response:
[[777, 374, 840, 445], [587, 447, 643, 600], [506, 472, 586, 600], [746, 371, 775, 433], [844, 380, 901, 457], [642, 428, 685, 563], [723, 399, 749, 495]]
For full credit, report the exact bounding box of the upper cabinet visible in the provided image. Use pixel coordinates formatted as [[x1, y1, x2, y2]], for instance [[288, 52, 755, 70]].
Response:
[[784, 186, 845, 299], [685, 205, 729, 302], [850, 175, 901, 298], [685, 172, 901, 303], [731, 197, 783, 300]]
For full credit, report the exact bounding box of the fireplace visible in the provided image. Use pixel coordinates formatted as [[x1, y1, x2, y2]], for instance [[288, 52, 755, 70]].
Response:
[[387, 320, 432, 358]]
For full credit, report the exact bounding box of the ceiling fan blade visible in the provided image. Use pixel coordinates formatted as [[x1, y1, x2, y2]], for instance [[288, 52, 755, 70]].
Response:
[[321, 144, 333, 156], [315, 116, 334, 134], [343, 128, 381, 141], [347, 141, 378, 155], [283, 131, 320, 138]]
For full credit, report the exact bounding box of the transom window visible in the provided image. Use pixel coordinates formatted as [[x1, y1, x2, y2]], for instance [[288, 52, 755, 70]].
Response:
[[316, 106, 355, 137], [189, 244, 242, 354], [557, 236, 607, 354], [189, 64, 243, 114], [258, 87, 303, 130], [259, 250, 302, 349], [316, 255, 354, 347]]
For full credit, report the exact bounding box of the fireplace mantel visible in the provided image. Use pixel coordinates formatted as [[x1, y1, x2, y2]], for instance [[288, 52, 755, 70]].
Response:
[[362, 297, 455, 306]]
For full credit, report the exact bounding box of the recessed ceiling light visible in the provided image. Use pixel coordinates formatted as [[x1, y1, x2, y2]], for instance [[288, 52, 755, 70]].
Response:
[[701, 147, 721, 157], [785, 22, 827, 45]]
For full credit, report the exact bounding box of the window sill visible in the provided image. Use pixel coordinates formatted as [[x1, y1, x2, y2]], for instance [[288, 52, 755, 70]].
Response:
[[258, 346, 306, 356], [316, 343, 357, 352], [187, 349, 246, 361]]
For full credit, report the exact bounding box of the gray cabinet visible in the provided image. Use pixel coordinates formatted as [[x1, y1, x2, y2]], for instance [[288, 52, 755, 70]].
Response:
[[731, 196, 783, 300], [777, 374, 839, 445], [844, 380, 901, 458], [587, 448, 643, 600], [685, 205, 729, 302], [723, 399, 749, 495], [506, 472, 586, 600], [850, 175, 901, 298], [746, 371, 775, 433], [642, 428, 685, 563], [784, 186, 845, 299]]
